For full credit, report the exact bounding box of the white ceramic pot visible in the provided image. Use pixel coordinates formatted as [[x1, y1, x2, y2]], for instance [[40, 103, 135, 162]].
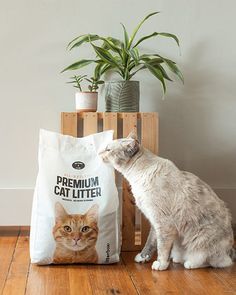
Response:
[[75, 92, 98, 112]]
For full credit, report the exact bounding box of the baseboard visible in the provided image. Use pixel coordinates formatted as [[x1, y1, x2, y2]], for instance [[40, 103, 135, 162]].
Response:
[[0, 187, 235, 225], [0, 188, 33, 225]]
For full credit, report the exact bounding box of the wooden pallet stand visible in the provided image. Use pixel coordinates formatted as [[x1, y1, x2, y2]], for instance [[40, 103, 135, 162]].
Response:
[[61, 112, 158, 251]]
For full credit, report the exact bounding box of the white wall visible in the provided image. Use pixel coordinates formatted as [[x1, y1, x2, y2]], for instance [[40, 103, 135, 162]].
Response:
[[0, 0, 235, 224]]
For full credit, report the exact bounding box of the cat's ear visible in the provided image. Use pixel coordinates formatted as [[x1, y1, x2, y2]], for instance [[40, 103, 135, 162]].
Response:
[[55, 202, 68, 220], [86, 204, 99, 222], [127, 129, 138, 141], [124, 139, 140, 158]]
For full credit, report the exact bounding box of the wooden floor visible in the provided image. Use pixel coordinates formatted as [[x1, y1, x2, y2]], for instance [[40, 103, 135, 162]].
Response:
[[0, 228, 236, 295]]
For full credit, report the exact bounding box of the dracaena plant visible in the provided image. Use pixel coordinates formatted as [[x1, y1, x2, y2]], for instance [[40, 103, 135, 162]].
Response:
[[62, 12, 184, 93]]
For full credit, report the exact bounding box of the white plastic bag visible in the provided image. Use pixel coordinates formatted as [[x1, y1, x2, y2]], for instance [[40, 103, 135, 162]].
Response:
[[30, 129, 120, 264]]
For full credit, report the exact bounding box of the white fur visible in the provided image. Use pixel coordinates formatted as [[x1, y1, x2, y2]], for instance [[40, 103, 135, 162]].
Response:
[[99, 135, 235, 271]]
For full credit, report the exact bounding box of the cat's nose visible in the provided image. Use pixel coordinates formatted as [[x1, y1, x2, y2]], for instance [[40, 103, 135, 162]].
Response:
[[73, 237, 80, 244]]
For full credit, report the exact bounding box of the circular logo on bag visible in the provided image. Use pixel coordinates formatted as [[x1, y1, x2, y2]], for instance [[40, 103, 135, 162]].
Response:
[[72, 161, 85, 170]]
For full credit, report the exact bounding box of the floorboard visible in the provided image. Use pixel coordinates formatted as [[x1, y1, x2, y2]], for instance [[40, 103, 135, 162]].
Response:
[[0, 228, 19, 294], [0, 228, 235, 295], [2, 228, 30, 295]]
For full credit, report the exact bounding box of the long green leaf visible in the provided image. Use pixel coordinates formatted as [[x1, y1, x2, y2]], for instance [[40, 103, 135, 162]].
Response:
[[61, 59, 94, 73], [142, 57, 171, 81], [121, 23, 129, 48], [101, 64, 114, 75], [133, 32, 159, 48], [142, 53, 184, 83], [161, 57, 184, 83], [67, 34, 86, 48], [91, 44, 121, 69], [158, 32, 180, 47], [129, 47, 140, 65], [144, 62, 166, 93], [94, 62, 103, 80], [156, 64, 173, 81], [100, 38, 123, 57], [128, 11, 160, 49], [68, 34, 101, 50], [129, 65, 146, 78], [133, 32, 179, 48], [140, 55, 163, 64]]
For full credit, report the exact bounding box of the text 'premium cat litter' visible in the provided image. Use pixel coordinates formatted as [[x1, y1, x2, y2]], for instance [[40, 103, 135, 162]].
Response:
[[30, 129, 120, 265]]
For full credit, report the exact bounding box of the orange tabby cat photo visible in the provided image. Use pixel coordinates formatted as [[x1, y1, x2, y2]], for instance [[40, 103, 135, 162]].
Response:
[[52, 202, 99, 264]]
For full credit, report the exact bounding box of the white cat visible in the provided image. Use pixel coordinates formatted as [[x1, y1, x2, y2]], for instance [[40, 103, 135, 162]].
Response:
[[99, 131, 235, 271]]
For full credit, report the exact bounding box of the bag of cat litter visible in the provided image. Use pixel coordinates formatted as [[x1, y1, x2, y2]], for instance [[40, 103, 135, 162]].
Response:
[[30, 129, 120, 265]]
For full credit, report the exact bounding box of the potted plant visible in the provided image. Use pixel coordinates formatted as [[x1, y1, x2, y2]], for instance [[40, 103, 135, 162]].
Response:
[[62, 66, 104, 112], [64, 11, 184, 112]]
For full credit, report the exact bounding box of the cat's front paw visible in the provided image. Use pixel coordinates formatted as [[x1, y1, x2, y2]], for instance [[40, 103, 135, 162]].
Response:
[[151, 260, 169, 271], [134, 253, 151, 263]]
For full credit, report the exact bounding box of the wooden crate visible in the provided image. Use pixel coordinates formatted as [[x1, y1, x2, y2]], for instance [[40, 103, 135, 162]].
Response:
[[61, 112, 159, 251]]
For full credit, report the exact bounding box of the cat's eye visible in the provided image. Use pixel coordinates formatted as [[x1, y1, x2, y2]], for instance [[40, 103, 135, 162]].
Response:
[[64, 225, 72, 232], [81, 226, 90, 233], [105, 146, 111, 151]]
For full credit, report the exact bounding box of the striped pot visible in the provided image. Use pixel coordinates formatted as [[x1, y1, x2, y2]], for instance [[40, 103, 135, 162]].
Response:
[[105, 81, 140, 112]]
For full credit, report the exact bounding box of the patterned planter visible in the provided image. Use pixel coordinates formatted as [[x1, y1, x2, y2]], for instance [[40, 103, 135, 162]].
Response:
[[105, 81, 140, 112]]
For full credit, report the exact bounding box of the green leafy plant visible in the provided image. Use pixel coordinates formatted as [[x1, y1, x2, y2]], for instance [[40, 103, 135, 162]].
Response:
[[63, 11, 184, 94], [66, 72, 104, 92], [67, 75, 86, 91], [85, 76, 104, 92]]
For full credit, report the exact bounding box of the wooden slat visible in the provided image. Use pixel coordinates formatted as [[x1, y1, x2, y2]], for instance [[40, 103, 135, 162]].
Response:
[[0, 229, 19, 294], [103, 113, 118, 139], [83, 112, 98, 136], [140, 113, 158, 248], [61, 112, 77, 136], [122, 113, 138, 251], [141, 113, 158, 153], [2, 229, 30, 295]]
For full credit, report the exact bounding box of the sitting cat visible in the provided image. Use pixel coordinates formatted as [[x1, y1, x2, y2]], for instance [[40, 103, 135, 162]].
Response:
[[52, 202, 99, 264], [99, 131, 235, 271]]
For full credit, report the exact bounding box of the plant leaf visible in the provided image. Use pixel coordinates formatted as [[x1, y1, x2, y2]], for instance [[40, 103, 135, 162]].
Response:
[[68, 34, 100, 50], [94, 62, 104, 80], [156, 64, 173, 81], [121, 23, 129, 48], [142, 54, 183, 83], [133, 32, 180, 48], [100, 63, 114, 75], [159, 32, 180, 46], [129, 65, 146, 78], [61, 60, 94, 73], [100, 37, 123, 57], [133, 32, 158, 48], [129, 47, 140, 65], [128, 11, 160, 49], [161, 57, 184, 83], [91, 43, 121, 69], [144, 62, 166, 93]]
